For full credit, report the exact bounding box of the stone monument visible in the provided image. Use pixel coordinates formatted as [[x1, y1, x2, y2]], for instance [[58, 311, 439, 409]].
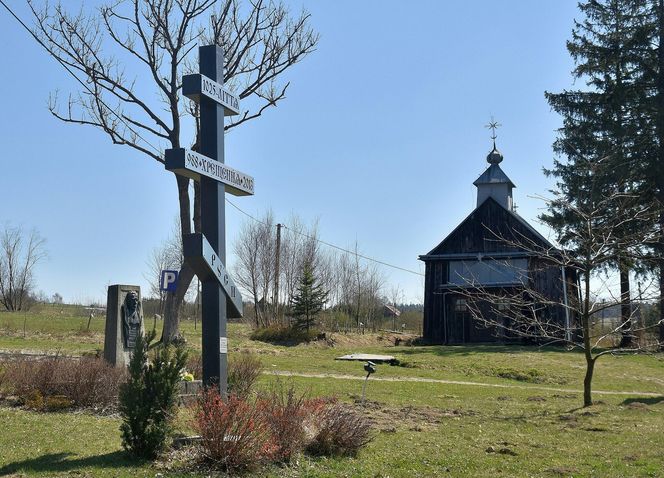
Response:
[[103, 284, 145, 367]]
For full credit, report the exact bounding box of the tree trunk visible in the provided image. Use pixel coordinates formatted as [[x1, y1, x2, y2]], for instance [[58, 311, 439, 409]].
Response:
[[618, 260, 633, 347], [582, 290, 594, 407], [659, 212, 664, 346], [582, 256, 594, 407], [162, 263, 195, 341], [253, 284, 260, 328], [658, 0, 664, 347], [161, 175, 194, 343], [583, 354, 596, 407]]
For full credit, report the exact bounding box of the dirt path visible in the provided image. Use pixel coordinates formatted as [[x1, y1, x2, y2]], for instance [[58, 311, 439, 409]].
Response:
[[265, 370, 664, 397]]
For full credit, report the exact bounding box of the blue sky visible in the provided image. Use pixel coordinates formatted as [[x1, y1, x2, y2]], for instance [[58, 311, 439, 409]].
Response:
[[0, 1, 580, 304]]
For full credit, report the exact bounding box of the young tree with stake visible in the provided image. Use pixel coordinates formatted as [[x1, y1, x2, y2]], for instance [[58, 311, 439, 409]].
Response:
[[460, 159, 659, 407]]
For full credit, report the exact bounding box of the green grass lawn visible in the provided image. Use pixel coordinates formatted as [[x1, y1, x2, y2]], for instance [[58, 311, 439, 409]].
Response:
[[2, 377, 663, 478], [1, 308, 664, 477]]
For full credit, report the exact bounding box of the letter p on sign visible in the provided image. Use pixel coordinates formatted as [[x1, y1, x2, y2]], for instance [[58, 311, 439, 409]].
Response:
[[160, 270, 179, 292]]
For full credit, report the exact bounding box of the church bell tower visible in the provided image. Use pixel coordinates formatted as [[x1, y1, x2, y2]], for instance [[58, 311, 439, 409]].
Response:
[[473, 120, 515, 211]]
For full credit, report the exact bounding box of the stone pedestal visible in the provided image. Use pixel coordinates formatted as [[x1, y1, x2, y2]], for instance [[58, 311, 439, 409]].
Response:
[[103, 284, 144, 367]]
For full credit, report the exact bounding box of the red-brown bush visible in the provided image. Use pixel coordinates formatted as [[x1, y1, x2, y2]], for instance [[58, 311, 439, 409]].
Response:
[[195, 386, 372, 471], [195, 389, 272, 471], [255, 383, 314, 462], [2, 354, 125, 410]]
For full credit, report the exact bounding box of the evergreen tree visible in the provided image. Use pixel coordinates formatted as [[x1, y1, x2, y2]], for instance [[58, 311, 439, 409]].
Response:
[[291, 263, 329, 332], [119, 330, 188, 459], [544, 0, 653, 346], [643, 0, 664, 343]]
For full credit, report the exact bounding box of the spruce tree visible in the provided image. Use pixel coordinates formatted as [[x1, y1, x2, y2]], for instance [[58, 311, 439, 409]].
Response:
[[119, 330, 188, 459], [643, 0, 664, 343], [291, 263, 329, 332], [544, 0, 652, 346]]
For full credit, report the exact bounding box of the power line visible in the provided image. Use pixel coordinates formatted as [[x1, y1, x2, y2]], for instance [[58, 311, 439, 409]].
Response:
[[226, 198, 425, 277], [0, 0, 163, 157]]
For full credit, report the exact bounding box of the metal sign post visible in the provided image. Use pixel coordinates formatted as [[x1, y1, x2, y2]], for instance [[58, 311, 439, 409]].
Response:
[[166, 45, 253, 396]]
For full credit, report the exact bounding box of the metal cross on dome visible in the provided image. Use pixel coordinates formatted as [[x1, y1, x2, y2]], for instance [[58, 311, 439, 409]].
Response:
[[485, 117, 502, 142]]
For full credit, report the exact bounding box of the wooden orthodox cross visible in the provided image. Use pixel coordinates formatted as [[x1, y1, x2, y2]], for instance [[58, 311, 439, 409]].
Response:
[[166, 45, 253, 396]]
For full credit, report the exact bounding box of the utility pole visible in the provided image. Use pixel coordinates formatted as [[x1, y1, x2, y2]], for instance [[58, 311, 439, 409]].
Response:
[[273, 223, 282, 322]]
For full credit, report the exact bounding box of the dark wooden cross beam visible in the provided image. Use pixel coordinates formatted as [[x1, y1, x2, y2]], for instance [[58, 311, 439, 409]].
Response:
[[165, 45, 253, 396], [183, 232, 243, 317], [165, 148, 254, 196]]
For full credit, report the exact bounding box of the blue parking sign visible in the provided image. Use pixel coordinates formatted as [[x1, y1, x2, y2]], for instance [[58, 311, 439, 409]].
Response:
[[160, 270, 179, 292]]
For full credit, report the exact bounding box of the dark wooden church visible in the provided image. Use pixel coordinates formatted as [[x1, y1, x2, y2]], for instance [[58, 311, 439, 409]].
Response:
[[419, 140, 576, 344]]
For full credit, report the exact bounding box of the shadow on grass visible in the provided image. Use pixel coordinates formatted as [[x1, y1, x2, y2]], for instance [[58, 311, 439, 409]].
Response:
[[0, 451, 146, 475], [493, 409, 554, 422], [621, 396, 664, 406], [394, 344, 576, 358]]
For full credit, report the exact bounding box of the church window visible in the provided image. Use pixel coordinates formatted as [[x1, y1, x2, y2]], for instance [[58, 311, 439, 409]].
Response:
[[454, 298, 468, 312], [448, 258, 527, 286]]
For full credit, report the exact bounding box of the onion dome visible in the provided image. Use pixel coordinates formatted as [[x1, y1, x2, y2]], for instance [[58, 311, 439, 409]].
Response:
[[486, 142, 504, 164]]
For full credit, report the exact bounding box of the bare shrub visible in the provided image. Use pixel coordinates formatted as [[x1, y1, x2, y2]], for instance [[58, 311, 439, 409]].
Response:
[[256, 383, 310, 462], [228, 353, 263, 399], [195, 389, 271, 471], [3, 355, 124, 410], [65, 356, 126, 407], [195, 386, 370, 470], [307, 402, 373, 457], [186, 352, 262, 398], [5, 355, 61, 400]]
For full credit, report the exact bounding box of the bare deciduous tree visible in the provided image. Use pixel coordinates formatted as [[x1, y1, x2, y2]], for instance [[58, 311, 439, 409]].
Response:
[[233, 211, 274, 327], [0, 225, 47, 311], [280, 216, 317, 314], [232, 211, 392, 332], [361, 263, 386, 331], [144, 218, 185, 316], [28, 0, 318, 341], [459, 174, 660, 407], [334, 250, 355, 320], [388, 284, 403, 331], [233, 213, 330, 328]]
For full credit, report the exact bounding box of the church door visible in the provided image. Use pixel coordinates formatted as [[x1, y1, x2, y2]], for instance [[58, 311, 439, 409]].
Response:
[[449, 297, 470, 344]]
